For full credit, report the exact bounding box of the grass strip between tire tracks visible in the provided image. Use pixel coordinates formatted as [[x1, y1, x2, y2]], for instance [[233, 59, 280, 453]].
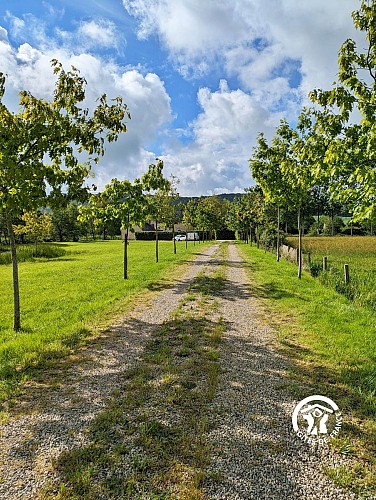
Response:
[[46, 244, 228, 499]]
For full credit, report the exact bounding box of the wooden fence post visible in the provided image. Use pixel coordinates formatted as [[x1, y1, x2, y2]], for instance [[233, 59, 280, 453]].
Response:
[[344, 264, 349, 284], [307, 252, 311, 267], [323, 256, 328, 271]]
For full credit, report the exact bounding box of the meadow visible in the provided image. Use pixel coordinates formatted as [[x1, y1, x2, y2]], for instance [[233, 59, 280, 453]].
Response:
[[285, 236, 376, 311], [0, 239, 206, 400]]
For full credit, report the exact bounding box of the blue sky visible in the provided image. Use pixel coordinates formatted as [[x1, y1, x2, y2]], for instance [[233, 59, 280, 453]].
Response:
[[0, 0, 359, 195]]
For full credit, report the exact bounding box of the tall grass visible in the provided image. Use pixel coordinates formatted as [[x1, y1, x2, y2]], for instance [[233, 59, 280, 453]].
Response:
[[0, 243, 68, 264], [286, 236, 376, 311]]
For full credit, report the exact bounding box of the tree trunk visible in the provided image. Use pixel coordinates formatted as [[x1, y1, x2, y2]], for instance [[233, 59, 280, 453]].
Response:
[[155, 220, 159, 263], [6, 211, 21, 331], [250, 225, 252, 246], [298, 207, 302, 279], [185, 232, 188, 249], [173, 224, 176, 254], [277, 205, 280, 262], [124, 227, 128, 279]]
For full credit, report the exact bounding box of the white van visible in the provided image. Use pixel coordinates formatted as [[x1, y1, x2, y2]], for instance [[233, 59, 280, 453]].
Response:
[[186, 232, 199, 241]]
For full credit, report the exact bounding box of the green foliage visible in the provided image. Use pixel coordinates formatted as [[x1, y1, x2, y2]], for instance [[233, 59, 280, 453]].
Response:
[[51, 204, 84, 242], [0, 60, 130, 216], [195, 196, 229, 235], [13, 211, 52, 244], [0, 60, 130, 330], [308, 215, 345, 236], [309, 0, 376, 222]]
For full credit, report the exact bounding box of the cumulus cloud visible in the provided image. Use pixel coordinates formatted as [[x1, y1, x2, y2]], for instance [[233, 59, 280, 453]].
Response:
[[0, 20, 172, 190], [159, 80, 277, 196], [123, 0, 360, 110]]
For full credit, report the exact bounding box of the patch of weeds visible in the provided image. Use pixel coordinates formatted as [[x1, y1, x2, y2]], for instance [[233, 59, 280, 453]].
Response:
[[0, 410, 9, 425], [323, 462, 376, 495]]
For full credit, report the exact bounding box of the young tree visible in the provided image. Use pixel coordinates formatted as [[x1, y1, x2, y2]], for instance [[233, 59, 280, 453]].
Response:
[[281, 115, 317, 277], [0, 61, 130, 330], [141, 159, 171, 263], [100, 178, 147, 279], [13, 211, 52, 253], [155, 176, 180, 254], [250, 132, 294, 261], [183, 198, 199, 243], [310, 0, 376, 223]]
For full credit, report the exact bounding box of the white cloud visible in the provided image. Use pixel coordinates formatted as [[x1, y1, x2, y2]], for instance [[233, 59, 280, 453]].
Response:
[[159, 81, 277, 196], [0, 23, 172, 191], [123, 0, 360, 110], [78, 19, 118, 48]]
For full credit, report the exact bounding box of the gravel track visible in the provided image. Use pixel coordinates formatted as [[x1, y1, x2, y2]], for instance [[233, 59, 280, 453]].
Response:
[[0, 242, 362, 499], [0, 244, 219, 499], [204, 242, 357, 499]]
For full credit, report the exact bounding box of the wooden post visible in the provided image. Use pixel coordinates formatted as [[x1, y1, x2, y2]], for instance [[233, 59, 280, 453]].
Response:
[[307, 252, 311, 267], [344, 264, 349, 284], [323, 256, 327, 271]]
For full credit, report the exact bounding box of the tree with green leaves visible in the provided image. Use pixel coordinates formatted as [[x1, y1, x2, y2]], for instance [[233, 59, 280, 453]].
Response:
[[264, 113, 316, 278], [51, 204, 83, 242], [13, 211, 52, 253], [310, 0, 376, 223], [154, 176, 180, 254], [0, 60, 130, 330], [88, 177, 147, 279], [183, 198, 199, 243], [142, 159, 171, 263], [250, 132, 294, 260], [195, 196, 228, 241]]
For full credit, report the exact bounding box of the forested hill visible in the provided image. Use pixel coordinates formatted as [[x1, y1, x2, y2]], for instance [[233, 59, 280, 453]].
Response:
[[178, 193, 241, 204]]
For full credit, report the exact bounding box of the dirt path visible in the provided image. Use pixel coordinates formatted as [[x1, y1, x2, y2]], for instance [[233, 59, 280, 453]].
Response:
[[0, 242, 357, 499], [0, 244, 220, 499], [203, 242, 355, 499]]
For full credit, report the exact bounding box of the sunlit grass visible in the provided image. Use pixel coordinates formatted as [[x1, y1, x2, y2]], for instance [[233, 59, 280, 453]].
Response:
[[286, 236, 376, 310], [0, 239, 209, 400]]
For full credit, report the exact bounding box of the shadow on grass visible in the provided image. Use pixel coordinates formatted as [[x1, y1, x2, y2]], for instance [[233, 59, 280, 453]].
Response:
[[250, 282, 303, 301], [279, 338, 376, 464]]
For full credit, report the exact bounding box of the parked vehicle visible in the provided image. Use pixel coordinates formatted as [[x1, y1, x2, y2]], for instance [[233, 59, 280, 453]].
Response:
[[187, 232, 199, 241], [174, 234, 186, 241]]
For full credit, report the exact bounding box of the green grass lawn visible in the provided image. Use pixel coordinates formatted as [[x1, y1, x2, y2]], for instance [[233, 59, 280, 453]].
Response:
[[286, 236, 376, 310], [238, 242, 376, 494], [0, 239, 208, 400]]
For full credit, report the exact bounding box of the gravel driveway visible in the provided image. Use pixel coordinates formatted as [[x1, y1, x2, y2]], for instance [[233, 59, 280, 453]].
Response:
[[203, 242, 356, 499], [0, 242, 360, 499]]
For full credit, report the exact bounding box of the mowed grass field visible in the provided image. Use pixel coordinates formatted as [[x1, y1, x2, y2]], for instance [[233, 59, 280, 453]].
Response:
[[286, 236, 376, 311], [238, 242, 376, 493], [0, 239, 207, 400]]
